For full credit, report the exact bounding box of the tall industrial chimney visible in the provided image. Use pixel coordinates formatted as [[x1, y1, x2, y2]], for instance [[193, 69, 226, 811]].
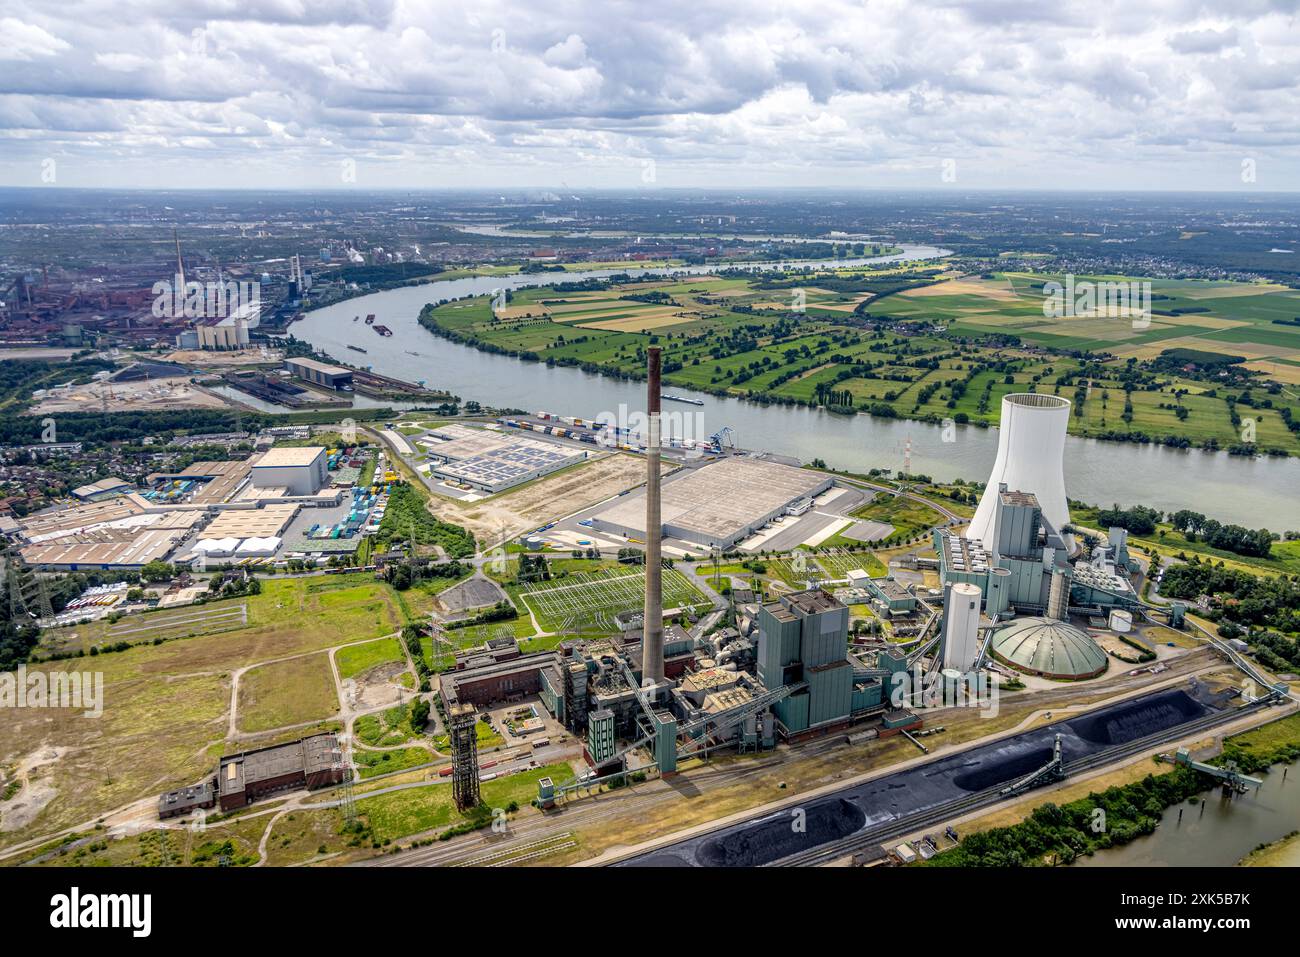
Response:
[[641, 347, 665, 685]]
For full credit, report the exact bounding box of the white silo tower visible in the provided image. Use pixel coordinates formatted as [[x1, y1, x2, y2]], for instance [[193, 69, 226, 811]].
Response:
[[942, 582, 983, 673], [968, 393, 1074, 553]]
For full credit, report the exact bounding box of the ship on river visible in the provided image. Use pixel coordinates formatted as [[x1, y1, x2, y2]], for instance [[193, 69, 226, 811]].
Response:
[[661, 393, 704, 406]]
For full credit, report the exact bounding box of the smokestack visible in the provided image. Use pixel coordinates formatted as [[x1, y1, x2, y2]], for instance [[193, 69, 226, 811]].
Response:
[[641, 347, 664, 685], [174, 228, 186, 291]]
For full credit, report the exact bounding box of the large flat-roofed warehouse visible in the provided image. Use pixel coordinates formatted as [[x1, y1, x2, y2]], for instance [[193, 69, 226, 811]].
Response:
[[200, 502, 300, 539], [285, 356, 353, 390], [420, 423, 515, 461], [422, 424, 586, 494], [591, 457, 832, 549], [251, 446, 328, 496], [146, 458, 254, 505], [217, 733, 344, 810], [19, 510, 202, 570]]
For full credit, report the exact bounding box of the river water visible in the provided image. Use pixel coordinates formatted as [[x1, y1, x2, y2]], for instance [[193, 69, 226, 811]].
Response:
[[293, 247, 1300, 528], [1076, 765, 1300, 867]]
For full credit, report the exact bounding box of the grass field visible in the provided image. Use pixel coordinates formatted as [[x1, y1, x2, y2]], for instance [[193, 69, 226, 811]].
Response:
[[355, 703, 420, 747], [1, 573, 411, 847], [357, 763, 570, 842], [846, 494, 947, 542], [336, 636, 406, 681], [237, 653, 339, 733], [353, 747, 431, 779]]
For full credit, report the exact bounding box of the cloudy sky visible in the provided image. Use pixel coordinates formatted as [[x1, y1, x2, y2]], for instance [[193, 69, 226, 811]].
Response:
[[3, 0, 1300, 190]]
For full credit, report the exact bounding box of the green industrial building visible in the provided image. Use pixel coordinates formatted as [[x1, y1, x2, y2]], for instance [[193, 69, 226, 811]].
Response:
[[757, 589, 855, 737]]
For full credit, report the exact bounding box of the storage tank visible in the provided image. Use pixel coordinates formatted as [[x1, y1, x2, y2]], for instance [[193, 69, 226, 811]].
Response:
[[940, 668, 966, 704], [968, 394, 1074, 554], [942, 582, 983, 673], [1108, 609, 1133, 633]]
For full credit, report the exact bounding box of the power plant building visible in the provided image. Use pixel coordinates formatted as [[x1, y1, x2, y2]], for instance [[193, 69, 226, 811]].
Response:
[[936, 486, 1070, 615], [757, 589, 854, 736], [217, 733, 344, 811]]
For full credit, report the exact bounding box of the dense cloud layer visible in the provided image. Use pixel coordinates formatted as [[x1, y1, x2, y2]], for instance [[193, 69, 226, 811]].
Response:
[[2, 1, 1299, 188]]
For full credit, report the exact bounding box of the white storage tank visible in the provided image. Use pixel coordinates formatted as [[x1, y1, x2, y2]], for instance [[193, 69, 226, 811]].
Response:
[[942, 582, 983, 673], [1108, 609, 1133, 633]]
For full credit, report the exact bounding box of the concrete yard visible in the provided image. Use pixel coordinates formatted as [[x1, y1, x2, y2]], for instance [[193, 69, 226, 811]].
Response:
[[31, 376, 230, 413]]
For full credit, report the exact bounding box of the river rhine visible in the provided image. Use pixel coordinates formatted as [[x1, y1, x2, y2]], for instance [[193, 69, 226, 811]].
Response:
[[294, 247, 1299, 529]]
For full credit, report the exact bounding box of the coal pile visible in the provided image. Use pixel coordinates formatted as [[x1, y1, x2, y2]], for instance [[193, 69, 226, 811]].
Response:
[[952, 745, 1056, 792], [1070, 689, 1204, 746], [696, 799, 864, 867]]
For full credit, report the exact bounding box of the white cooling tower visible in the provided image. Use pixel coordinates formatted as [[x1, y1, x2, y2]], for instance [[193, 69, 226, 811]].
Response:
[[968, 393, 1074, 553]]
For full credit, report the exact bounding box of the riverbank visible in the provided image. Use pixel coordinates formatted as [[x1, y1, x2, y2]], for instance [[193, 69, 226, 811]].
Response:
[[926, 710, 1300, 867], [1240, 829, 1300, 866], [293, 251, 1300, 528], [414, 271, 1299, 462]]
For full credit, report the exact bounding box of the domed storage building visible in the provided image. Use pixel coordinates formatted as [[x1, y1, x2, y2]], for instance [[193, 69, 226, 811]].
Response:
[[989, 616, 1108, 680]]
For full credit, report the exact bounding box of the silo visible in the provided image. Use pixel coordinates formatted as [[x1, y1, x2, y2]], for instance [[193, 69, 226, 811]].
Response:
[[968, 394, 1074, 554], [986, 566, 1012, 616], [1109, 609, 1133, 633], [942, 582, 982, 673]]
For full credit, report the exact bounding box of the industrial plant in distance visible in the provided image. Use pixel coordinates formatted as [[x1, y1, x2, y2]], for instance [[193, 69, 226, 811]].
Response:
[[0, 0, 1297, 943]]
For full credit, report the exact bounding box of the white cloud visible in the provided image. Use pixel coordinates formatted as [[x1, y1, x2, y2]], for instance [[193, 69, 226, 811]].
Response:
[[0, 17, 71, 61], [0, 0, 1297, 188]]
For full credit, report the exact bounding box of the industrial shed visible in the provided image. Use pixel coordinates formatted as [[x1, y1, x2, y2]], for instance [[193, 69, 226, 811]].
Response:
[[217, 733, 345, 810], [592, 457, 832, 548]]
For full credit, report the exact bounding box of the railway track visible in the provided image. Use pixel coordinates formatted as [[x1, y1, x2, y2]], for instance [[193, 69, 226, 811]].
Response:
[[771, 699, 1269, 867]]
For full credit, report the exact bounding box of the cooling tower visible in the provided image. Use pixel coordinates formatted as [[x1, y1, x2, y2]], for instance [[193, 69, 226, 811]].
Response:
[[641, 347, 665, 685], [968, 393, 1073, 553]]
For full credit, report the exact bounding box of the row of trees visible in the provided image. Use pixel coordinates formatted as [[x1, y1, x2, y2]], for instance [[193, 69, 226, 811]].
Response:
[[1167, 509, 1276, 558]]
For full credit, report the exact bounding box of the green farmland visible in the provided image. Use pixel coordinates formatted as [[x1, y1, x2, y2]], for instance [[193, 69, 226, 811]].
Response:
[[419, 268, 1300, 457]]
